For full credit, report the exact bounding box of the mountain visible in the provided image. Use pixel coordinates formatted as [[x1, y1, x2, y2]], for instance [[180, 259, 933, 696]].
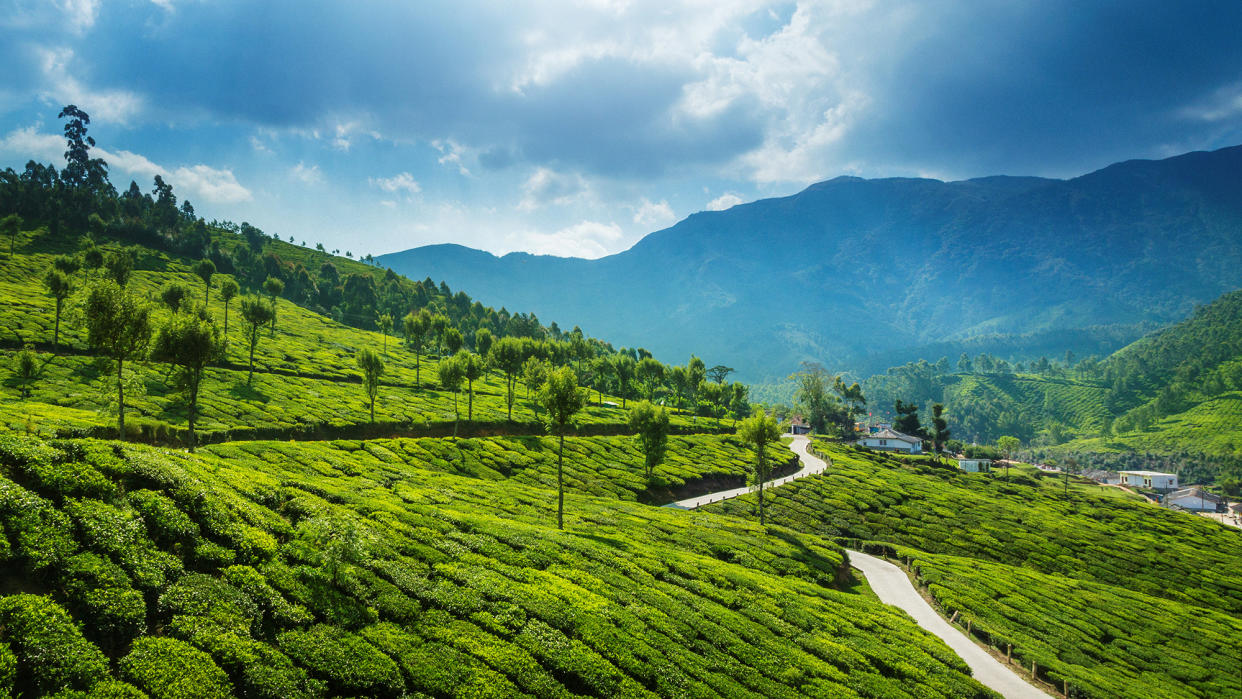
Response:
[[380, 145, 1242, 382]]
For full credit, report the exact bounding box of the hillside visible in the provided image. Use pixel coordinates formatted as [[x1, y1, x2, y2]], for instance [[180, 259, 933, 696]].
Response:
[[702, 442, 1242, 698], [380, 145, 1242, 381]]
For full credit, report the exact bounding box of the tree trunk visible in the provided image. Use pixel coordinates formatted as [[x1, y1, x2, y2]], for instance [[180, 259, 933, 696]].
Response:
[[223, 302, 230, 357], [116, 357, 126, 438], [188, 369, 199, 452], [53, 299, 62, 349], [506, 375, 514, 421], [204, 283, 209, 306], [758, 449, 766, 525], [414, 350, 420, 390], [468, 379, 474, 420], [247, 331, 257, 385], [557, 431, 565, 530]]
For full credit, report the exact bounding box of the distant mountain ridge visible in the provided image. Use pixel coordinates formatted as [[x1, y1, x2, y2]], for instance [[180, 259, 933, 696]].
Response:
[[380, 145, 1242, 381]]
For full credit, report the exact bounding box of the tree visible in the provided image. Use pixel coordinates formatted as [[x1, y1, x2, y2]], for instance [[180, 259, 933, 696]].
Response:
[[894, 400, 923, 437], [430, 314, 448, 356], [474, 328, 494, 357], [458, 351, 485, 421], [687, 356, 706, 411], [540, 366, 588, 530], [997, 436, 1020, 480], [728, 382, 750, 426], [489, 337, 525, 421], [1, 214, 21, 258], [104, 248, 136, 287], [42, 268, 71, 349], [159, 282, 189, 313], [437, 354, 465, 436], [193, 259, 215, 304], [636, 357, 664, 402], [53, 254, 80, 278], [523, 357, 548, 420], [668, 366, 690, 413], [263, 277, 284, 335], [793, 362, 834, 432], [12, 345, 38, 398], [629, 401, 669, 480], [610, 354, 636, 408], [707, 365, 734, 384], [219, 278, 239, 350], [239, 295, 274, 385], [356, 347, 384, 424], [444, 327, 463, 355], [83, 281, 153, 437], [150, 308, 220, 451], [376, 313, 393, 356], [930, 403, 950, 454], [738, 410, 782, 525], [402, 309, 430, 389]]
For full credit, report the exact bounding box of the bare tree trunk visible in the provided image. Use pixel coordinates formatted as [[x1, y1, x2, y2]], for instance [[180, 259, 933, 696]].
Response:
[[116, 357, 125, 438], [557, 432, 565, 530]]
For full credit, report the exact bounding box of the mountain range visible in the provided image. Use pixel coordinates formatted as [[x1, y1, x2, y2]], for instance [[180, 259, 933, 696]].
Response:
[[380, 145, 1242, 382]]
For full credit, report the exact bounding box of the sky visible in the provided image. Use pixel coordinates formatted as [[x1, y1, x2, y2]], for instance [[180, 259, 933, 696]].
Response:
[[2, 1, 1241, 260]]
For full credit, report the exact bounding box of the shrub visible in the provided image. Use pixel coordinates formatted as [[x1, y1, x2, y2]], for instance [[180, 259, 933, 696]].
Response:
[[44, 679, 149, 698], [0, 594, 110, 695], [221, 565, 312, 628], [66, 499, 183, 590], [61, 553, 146, 645], [278, 625, 404, 697], [128, 490, 198, 544], [0, 478, 77, 570], [0, 641, 15, 697], [178, 625, 322, 699], [119, 637, 232, 699], [158, 573, 258, 636]]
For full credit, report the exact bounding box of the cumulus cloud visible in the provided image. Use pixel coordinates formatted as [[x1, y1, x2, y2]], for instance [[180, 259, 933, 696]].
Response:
[[518, 167, 589, 210], [370, 172, 421, 195], [705, 193, 744, 211], [290, 161, 324, 185], [34, 47, 145, 123], [507, 220, 624, 259], [54, 0, 99, 35], [632, 198, 675, 227]]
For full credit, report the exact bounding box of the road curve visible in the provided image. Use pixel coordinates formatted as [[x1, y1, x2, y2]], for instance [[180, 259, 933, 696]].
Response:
[[674, 435, 1049, 698]]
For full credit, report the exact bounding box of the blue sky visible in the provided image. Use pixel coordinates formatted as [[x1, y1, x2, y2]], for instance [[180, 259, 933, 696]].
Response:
[[2, 1, 1240, 259]]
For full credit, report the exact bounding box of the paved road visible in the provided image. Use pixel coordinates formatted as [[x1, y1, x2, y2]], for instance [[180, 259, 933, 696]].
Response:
[[674, 435, 1049, 698], [670, 434, 827, 509]]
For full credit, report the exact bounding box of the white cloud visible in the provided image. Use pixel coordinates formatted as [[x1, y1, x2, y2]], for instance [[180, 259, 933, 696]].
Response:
[[432, 139, 471, 176], [518, 167, 588, 210], [632, 197, 675, 227], [55, 0, 99, 34], [290, 161, 324, 185], [0, 124, 64, 161], [249, 135, 272, 153], [171, 164, 251, 203], [506, 220, 624, 259], [370, 171, 421, 195], [1179, 82, 1242, 123], [705, 193, 743, 211], [35, 47, 145, 123]]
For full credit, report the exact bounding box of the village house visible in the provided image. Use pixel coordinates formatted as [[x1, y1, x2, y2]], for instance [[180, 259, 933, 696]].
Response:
[[789, 415, 811, 435], [859, 428, 923, 454], [957, 458, 993, 473], [1118, 470, 1179, 492], [1163, 487, 1225, 512]]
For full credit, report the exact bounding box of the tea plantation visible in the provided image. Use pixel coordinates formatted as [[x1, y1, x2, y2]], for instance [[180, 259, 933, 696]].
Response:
[[0, 435, 998, 698], [701, 442, 1242, 697]]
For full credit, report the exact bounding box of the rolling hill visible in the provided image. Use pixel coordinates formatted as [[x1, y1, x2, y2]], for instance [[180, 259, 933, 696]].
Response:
[[380, 145, 1242, 382]]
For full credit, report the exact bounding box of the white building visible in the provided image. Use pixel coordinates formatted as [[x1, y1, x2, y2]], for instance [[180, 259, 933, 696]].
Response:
[[957, 458, 993, 473], [1163, 487, 1224, 512], [1119, 470, 1179, 491], [859, 428, 923, 454]]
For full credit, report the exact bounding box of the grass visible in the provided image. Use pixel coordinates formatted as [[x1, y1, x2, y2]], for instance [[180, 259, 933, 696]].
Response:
[[701, 440, 1242, 698], [0, 434, 996, 698]]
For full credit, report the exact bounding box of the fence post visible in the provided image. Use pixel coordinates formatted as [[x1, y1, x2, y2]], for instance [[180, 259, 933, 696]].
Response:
[[1006, 644, 1012, 664], [1031, 660, 1037, 679]]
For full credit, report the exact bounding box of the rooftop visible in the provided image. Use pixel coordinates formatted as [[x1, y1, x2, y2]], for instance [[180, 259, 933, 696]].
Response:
[[866, 428, 921, 443], [1119, 470, 1177, 477]]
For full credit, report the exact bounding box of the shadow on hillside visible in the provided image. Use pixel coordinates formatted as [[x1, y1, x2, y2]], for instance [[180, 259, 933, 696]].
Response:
[[227, 382, 270, 403]]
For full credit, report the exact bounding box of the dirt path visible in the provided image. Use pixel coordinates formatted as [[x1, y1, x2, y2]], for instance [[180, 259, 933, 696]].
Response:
[[674, 436, 1049, 698]]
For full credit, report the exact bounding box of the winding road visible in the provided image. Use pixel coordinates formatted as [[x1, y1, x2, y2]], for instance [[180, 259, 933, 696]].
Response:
[[678, 435, 1049, 699]]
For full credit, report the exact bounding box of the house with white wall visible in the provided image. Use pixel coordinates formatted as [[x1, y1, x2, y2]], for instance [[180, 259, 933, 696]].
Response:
[[1163, 487, 1224, 512], [957, 458, 992, 473], [1119, 470, 1178, 492], [859, 428, 923, 454]]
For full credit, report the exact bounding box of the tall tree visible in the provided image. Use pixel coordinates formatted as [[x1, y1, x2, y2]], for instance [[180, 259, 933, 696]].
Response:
[[1, 214, 21, 258], [628, 401, 670, 481], [738, 410, 782, 525], [707, 365, 734, 384], [540, 366, 588, 530], [83, 281, 153, 437], [687, 356, 706, 414], [193, 259, 215, 304], [219, 278, 239, 351], [458, 351, 485, 421], [894, 400, 923, 437], [150, 308, 220, 451], [444, 327, 463, 355], [12, 345, 39, 399], [356, 347, 384, 424], [239, 295, 274, 386], [474, 327, 494, 358], [402, 309, 431, 389], [437, 354, 465, 436], [263, 276, 284, 336], [636, 357, 664, 402], [159, 282, 189, 313], [489, 336, 525, 421], [610, 354, 636, 408], [930, 403, 950, 454], [430, 314, 448, 356], [523, 357, 548, 420], [376, 313, 393, 356], [42, 268, 71, 349], [104, 248, 136, 288], [668, 366, 690, 413], [997, 435, 1021, 480]]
